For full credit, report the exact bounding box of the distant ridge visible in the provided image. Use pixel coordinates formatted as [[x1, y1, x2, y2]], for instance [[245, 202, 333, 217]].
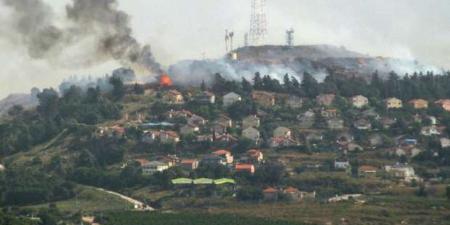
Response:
[[0, 93, 38, 116]]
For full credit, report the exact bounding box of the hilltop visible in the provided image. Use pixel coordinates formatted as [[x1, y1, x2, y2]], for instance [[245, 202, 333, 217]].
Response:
[[168, 45, 441, 86]]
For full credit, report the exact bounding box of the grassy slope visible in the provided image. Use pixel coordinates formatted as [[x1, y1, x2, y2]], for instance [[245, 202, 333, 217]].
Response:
[[25, 185, 133, 213]]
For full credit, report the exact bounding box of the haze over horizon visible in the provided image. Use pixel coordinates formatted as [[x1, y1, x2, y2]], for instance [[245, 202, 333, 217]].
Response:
[[1, 0, 449, 98]]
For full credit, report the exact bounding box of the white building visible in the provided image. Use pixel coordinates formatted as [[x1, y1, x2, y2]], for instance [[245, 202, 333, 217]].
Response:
[[223, 92, 242, 107], [351, 95, 369, 108], [385, 164, 421, 183], [273, 127, 292, 138], [440, 138, 450, 148], [421, 126, 441, 136], [242, 127, 261, 143], [142, 161, 170, 175]]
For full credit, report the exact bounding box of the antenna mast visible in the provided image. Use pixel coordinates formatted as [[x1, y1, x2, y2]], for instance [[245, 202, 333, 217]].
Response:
[[229, 31, 234, 51], [250, 0, 268, 45], [225, 30, 230, 53], [286, 28, 294, 47], [244, 33, 249, 47]]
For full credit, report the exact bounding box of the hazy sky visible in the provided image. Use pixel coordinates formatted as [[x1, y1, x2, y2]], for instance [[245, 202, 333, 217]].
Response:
[[1, 0, 450, 98]]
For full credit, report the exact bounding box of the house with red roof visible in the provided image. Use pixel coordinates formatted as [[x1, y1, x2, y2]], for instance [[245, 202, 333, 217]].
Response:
[[283, 187, 302, 202], [179, 159, 199, 170], [358, 165, 378, 177], [235, 163, 255, 174], [160, 131, 180, 143], [212, 150, 234, 164], [247, 149, 264, 163], [263, 187, 279, 201], [435, 99, 450, 112]]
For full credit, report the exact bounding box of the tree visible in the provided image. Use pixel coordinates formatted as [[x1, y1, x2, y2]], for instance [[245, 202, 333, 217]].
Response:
[[233, 138, 255, 154], [7, 105, 24, 116], [446, 186, 450, 200], [253, 162, 285, 185], [201, 80, 207, 91], [133, 83, 145, 95], [253, 72, 263, 90], [85, 87, 100, 103], [416, 184, 428, 197], [283, 74, 292, 91], [37, 88, 59, 119], [241, 78, 253, 94], [301, 72, 319, 98], [236, 186, 263, 201], [109, 76, 125, 100]]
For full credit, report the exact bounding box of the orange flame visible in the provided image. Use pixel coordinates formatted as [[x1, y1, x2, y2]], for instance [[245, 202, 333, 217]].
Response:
[[160, 74, 173, 87]]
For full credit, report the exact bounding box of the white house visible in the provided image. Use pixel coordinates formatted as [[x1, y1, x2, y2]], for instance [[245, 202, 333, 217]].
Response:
[[142, 161, 170, 175], [273, 127, 292, 138], [242, 127, 261, 143], [180, 124, 200, 135], [242, 115, 261, 129], [223, 92, 242, 107], [351, 95, 369, 108], [440, 138, 450, 148], [334, 160, 350, 170], [421, 126, 441, 136], [188, 114, 207, 126], [385, 164, 421, 183]]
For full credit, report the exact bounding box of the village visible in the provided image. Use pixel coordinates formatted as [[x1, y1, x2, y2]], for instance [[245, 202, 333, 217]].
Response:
[[92, 73, 450, 207]]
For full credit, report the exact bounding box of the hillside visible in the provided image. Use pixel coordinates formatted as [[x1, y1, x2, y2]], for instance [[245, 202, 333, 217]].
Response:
[[0, 93, 38, 116], [1, 67, 450, 225]]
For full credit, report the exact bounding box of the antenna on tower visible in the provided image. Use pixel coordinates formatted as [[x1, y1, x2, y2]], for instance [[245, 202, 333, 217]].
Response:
[[229, 31, 235, 51], [225, 30, 230, 53], [244, 33, 249, 47], [286, 28, 294, 47], [249, 0, 268, 46]]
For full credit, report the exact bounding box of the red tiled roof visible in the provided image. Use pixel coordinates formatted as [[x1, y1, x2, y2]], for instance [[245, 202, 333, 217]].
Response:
[[235, 163, 254, 170], [359, 165, 378, 172], [213, 149, 231, 156], [263, 187, 278, 193], [162, 131, 179, 138], [284, 186, 299, 193], [181, 159, 197, 164], [111, 125, 125, 134], [135, 159, 150, 166]]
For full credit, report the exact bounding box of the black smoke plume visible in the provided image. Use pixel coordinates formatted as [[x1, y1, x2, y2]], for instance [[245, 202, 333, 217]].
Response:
[[1, 0, 162, 75]]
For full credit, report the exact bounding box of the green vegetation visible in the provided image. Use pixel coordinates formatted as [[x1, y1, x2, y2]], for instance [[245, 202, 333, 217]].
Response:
[[0, 168, 74, 206], [103, 212, 304, 225], [0, 211, 37, 225]]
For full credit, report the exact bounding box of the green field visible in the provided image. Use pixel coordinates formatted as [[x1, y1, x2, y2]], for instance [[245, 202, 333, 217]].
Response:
[[103, 212, 305, 225], [206, 195, 450, 225]]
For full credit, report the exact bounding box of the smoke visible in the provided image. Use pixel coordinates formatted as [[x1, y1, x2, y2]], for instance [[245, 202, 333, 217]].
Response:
[[0, 0, 162, 75], [168, 58, 328, 86]]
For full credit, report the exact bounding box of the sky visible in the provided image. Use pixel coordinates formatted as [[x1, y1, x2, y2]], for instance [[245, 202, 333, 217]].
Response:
[[0, 0, 449, 98]]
